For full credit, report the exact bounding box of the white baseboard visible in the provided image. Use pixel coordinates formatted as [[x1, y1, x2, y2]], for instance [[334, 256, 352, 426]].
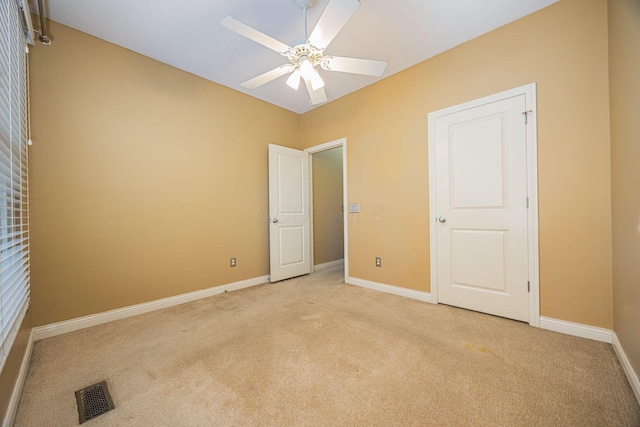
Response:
[[612, 332, 640, 405], [2, 329, 34, 427], [347, 277, 432, 303], [33, 275, 269, 341], [314, 259, 344, 271], [539, 316, 612, 343]]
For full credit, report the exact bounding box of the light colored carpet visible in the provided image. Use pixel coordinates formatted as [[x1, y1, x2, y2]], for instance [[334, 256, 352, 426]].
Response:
[[15, 267, 640, 426]]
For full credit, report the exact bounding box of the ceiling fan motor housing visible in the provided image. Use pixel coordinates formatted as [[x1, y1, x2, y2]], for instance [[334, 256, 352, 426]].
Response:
[[286, 43, 324, 66]]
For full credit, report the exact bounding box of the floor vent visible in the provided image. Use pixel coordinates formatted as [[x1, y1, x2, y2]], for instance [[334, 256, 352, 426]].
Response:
[[75, 381, 115, 424]]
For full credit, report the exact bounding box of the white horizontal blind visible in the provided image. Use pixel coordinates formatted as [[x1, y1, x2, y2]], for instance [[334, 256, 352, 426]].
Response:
[[0, 0, 30, 372]]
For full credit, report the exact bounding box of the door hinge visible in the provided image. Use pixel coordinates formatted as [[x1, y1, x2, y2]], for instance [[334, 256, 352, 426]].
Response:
[[526, 197, 529, 208], [522, 110, 533, 124], [527, 281, 530, 292]]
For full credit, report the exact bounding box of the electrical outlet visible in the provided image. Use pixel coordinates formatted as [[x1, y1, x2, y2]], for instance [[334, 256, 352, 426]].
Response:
[[375, 257, 382, 267], [230, 257, 236, 268]]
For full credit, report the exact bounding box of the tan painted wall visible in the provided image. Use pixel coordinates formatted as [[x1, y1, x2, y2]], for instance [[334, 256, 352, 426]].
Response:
[[0, 310, 31, 423], [29, 20, 300, 327], [609, 0, 640, 376], [312, 147, 344, 265], [300, 0, 613, 328]]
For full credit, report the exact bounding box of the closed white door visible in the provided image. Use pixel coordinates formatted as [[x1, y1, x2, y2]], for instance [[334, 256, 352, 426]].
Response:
[[432, 94, 529, 322], [268, 144, 311, 282]]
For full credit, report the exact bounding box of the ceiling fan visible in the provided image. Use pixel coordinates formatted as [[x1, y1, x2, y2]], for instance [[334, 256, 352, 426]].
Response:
[[221, 0, 388, 105]]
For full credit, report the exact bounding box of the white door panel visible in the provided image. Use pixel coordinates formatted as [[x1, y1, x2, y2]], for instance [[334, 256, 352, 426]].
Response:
[[279, 225, 305, 266], [433, 95, 529, 322], [450, 115, 505, 209], [268, 144, 311, 282], [451, 229, 507, 293], [277, 153, 304, 213]]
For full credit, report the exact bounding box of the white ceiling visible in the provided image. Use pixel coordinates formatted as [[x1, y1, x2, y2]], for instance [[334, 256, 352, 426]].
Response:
[[31, 0, 559, 114]]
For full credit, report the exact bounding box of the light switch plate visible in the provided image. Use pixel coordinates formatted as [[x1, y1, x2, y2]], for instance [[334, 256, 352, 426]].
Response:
[[349, 203, 360, 213]]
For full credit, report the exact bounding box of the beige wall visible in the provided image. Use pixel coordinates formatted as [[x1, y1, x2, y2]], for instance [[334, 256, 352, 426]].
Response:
[[300, 0, 613, 328], [609, 0, 640, 376], [0, 311, 31, 423], [29, 20, 300, 327], [312, 147, 344, 265]]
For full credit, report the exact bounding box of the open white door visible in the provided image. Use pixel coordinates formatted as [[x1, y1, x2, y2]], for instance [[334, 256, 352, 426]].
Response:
[[268, 144, 311, 282]]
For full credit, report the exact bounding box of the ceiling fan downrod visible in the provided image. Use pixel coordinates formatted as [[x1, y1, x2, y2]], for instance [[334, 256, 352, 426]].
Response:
[[294, 0, 317, 38]]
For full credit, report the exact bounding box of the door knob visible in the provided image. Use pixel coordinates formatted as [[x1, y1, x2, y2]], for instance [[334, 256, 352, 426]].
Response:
[[438, 216, 447, 223], [271, 218, 279, 223]]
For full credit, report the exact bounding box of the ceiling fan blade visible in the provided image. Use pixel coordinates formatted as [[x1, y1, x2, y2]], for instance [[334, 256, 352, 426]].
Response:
[[321, 56, 387, 76], [308, 0, 360, 50], [241, 64, 295, 90], [304, 78, 328, 105], [221, 17, 291, 54]]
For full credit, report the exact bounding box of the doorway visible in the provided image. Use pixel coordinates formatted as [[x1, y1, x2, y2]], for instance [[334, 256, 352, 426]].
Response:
[[306, 138, 348, 283]]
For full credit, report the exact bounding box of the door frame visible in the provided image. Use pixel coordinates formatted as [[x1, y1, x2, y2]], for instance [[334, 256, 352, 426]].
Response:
[[427, 83, 540, 327], [305, 137, 349, 284]]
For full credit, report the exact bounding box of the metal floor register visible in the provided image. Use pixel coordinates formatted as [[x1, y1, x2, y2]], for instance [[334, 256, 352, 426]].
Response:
[[74, 381, 115, 424]]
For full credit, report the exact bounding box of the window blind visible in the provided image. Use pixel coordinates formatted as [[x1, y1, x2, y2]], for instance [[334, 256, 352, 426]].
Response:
[[0, 0, 30, 372]]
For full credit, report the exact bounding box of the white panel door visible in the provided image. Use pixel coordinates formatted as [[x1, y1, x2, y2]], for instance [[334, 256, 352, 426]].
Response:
[[433, 94, 529, 321], [268, 144, 311, 282]]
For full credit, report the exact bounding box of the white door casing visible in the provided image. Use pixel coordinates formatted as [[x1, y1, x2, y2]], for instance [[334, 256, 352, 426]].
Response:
[[268, 144, 311, 282], [428, 84, 539, 325]]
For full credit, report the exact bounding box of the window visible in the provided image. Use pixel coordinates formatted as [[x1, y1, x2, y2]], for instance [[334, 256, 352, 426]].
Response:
[[0, 0, 30, 371]]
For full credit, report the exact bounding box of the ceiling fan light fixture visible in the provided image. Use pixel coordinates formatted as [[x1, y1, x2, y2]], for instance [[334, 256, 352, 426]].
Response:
[[310, 70, 325, 91], [299, 56, 315, 80], [286, 69, 301, 90]]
